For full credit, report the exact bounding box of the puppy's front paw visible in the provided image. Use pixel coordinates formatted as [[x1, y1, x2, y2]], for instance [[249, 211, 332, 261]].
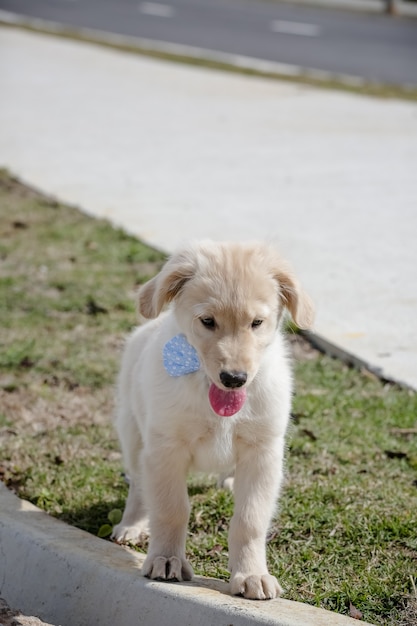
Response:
[[231, 573, 283, 600], [142, 555, 194, 582]]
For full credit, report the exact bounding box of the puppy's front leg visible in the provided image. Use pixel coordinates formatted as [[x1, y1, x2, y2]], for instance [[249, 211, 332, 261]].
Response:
[[228, 439, 285, 600], [141, 447, 193, 582]]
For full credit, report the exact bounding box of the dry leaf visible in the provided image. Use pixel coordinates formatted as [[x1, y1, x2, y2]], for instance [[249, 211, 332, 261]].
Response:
[[349, 602, 363, 620]]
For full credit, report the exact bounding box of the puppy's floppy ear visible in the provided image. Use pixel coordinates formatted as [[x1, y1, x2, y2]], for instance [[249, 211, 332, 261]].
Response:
[[138, 250, 195, 319], [274, 265, 314, 330]]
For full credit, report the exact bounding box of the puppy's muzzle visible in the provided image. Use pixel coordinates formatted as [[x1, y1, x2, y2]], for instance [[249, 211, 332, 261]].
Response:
[[220, 370, 247, 389]]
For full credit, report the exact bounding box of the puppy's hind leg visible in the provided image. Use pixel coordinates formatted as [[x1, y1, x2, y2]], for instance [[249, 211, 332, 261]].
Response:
[[218, 471, 234, 492], [112, 475, 149, 544], [112, 413, 149, 545]]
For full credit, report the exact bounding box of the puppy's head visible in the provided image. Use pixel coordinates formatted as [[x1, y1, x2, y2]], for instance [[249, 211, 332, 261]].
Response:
[[139, 241, 314, 398]]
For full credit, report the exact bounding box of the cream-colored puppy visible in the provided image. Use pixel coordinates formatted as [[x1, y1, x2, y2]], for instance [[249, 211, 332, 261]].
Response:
[[112, 241, 313, 600]]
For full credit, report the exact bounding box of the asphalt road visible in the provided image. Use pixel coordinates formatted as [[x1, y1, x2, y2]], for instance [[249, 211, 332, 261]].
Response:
[[1, 0, 416, 85]]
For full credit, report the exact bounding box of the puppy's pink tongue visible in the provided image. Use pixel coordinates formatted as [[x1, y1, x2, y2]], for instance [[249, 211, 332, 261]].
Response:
[[209, 383, 247, 417]]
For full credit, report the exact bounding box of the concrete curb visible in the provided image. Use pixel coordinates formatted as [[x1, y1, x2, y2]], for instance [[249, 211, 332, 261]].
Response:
[[1, 10, 416, 94], [0, 484, 374, 626], [281, 0, 417, 16], [303, 332, 416, 391]]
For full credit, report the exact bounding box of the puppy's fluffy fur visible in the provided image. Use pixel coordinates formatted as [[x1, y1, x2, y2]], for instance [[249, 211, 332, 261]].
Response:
[[112, 241, 313, 600]]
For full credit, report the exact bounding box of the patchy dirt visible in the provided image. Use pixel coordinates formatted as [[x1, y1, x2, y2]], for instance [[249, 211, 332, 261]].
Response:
[[287, 333, 320, 362], [0, 598, 56, 626], [0, 380, 117, 494], [0, 381, 113, 434]]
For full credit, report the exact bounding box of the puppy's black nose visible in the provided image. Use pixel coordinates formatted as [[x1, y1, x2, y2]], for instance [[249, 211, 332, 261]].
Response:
[[220, 370, 247, 389]]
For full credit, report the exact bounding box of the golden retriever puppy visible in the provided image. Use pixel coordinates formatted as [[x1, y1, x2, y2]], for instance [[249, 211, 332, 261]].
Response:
[[112, 241, 313, 600]]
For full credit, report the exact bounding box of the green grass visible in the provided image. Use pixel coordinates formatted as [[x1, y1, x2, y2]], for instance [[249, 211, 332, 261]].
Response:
[[0, 170, 416, 625], [277, 359, 417, 621]]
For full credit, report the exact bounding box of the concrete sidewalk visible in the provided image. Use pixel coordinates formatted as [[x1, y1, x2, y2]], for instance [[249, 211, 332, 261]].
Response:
[[0, 25, 416, 389]]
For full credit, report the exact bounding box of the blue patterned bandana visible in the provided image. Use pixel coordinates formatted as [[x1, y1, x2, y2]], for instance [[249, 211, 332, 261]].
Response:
[[163, 334, 200, 377]]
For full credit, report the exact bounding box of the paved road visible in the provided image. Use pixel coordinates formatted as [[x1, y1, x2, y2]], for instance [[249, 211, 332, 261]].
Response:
[[1, 0, 416, 86]]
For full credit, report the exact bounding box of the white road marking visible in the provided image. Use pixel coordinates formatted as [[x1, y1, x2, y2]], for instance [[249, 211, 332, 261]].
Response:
[[271, 20, 321, 37], [139, 2, 175, 18]]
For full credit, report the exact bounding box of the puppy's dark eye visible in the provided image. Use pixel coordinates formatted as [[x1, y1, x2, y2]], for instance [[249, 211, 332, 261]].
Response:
[[251, 319, 263, 329], [201, 317, 216, 330]]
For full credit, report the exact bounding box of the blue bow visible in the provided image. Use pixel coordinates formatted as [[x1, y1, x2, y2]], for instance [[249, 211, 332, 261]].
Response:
[[163, 334, 200, 377]]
